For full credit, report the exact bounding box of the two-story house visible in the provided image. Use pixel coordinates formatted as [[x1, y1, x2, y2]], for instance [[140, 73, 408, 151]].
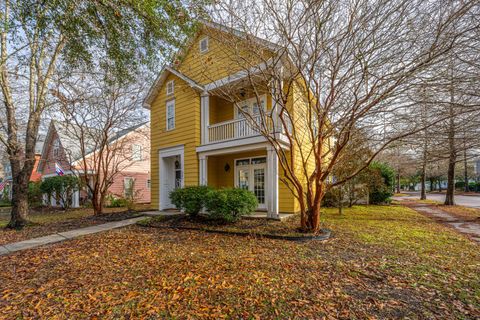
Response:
[[38, 120, 151, 207], [144, 21, 323, 218]]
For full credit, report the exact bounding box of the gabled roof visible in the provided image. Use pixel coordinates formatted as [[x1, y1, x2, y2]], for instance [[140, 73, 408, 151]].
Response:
[[142, 20, 283, 109], [39, 120, 149, 171], [143, 66, 205, 109]]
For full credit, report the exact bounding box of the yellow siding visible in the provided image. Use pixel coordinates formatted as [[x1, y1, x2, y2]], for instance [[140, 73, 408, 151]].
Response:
[[150, 73, 200, 209], [177, 27, 272, 86]]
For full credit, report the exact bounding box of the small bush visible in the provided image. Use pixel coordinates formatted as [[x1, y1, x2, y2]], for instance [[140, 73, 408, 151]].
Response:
[[169, 186, 213, 217], [106, 194, 128, 208], [367, 162, 394, 205], [205, 188, 258, 223], [28, 181, 43, 207]]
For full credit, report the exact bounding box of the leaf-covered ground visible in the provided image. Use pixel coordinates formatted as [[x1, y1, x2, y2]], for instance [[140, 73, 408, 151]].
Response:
[[1, 205, 479, 319], [0, 205, 152, 245]]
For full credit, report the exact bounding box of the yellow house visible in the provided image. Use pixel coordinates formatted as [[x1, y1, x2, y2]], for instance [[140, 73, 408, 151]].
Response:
[[144, 21, 318, 218]]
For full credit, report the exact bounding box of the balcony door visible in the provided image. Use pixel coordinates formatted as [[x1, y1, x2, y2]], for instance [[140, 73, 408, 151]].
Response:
[[235, 157, 267, 209], [234, 95, 266, 138]]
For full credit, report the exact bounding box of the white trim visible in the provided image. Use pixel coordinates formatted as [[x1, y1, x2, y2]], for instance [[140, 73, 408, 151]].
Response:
[[166, 80, 174, 96], [200, 93, 210, 144], [199, 154, 208, 185], [143, 66, 204, 108], [199, 36, 209, 53], [234, 156, 268, 210], [158, 145, 185, 210], [197, 134, 290, 153], [267, 146, 279, 218], [166, 99, 175, 131], [204, 60, 273, 91]]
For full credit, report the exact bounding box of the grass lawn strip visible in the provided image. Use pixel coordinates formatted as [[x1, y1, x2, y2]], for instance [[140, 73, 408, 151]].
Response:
[[0, 205, 478, 319]]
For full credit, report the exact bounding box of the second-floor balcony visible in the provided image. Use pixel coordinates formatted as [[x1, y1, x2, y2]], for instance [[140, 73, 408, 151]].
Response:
[[198, 92, 292, 152]]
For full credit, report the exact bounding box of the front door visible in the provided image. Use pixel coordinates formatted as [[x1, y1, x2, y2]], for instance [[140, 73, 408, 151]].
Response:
[[235, 157, 267, 209], [160, 155, 183, 210]]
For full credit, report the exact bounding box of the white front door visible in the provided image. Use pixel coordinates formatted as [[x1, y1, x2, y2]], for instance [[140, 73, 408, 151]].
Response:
[[159, 146, 184, 210], [235, 157, 267, 209]]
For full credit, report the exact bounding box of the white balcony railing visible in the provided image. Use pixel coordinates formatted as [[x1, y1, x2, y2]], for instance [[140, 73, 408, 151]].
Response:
[[207, 116, 291, 144]]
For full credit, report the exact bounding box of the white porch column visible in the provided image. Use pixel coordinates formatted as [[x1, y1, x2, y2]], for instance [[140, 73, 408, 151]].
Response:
[[199, 154, 208, 186], [267, 146, 279, 219], [201, 92, 210, 144], [72, 190, 80, 208]]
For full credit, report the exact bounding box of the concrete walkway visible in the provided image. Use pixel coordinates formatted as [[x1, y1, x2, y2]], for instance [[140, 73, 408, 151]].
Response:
[[0, 216, 146, 256], [405, 203, 480, 243]]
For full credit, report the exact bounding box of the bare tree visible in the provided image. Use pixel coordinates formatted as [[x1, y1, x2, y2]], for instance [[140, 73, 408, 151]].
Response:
[[0, 0, 199, 228], [205, 0, 478, 232], [51, 71, 150, 215]]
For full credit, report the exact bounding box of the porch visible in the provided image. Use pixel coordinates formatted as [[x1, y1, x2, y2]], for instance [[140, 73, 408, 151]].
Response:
[[198, 143, 281, 219]]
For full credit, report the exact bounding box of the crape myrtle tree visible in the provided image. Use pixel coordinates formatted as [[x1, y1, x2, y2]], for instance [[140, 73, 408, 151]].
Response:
[[50, 70, 151, 215], [0, 0, 205, 228], [208, 0, 478, 232]]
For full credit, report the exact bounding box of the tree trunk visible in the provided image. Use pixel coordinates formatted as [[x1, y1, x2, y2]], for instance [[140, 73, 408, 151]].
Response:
[[396, 173, 401, 194], [464, 148, 469, 193], [304, 202, 321, 233], [420, 166, 427, 200], [92, 192, 104, 215], [6, 165, 30, 229]]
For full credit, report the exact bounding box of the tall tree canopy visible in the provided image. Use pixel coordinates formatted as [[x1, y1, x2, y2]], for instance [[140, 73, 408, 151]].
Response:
[[0, 0, 206, 228]]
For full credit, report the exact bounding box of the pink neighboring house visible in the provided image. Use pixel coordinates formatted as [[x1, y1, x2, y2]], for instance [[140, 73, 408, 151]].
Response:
[[37, 121, 151, 207]]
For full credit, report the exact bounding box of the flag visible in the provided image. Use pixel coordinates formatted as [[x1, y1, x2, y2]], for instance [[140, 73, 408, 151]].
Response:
[[0, 181, 5, 193], [55, 163, 65, 176]]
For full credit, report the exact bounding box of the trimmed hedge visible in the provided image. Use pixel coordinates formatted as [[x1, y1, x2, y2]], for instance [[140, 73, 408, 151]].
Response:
[[205, 188, 258, 222], [169, 186, 213, 217]]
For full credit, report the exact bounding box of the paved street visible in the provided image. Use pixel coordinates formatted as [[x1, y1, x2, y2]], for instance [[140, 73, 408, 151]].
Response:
[[397, 192, 480, 208]]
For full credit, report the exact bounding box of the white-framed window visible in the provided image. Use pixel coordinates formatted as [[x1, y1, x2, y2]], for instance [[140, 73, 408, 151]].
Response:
[[235, 95, 266, 119], [166, 80, 174, 96], [166, 99, 175, 131], [146, 179, 151, 189], [199, 37, 209, 53], [124, 177, 134, 198], [131, 144, 142, 161], [53, 138, 61, 158]]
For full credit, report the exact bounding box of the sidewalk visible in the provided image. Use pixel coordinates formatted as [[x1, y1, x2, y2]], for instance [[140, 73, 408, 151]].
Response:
[[403, 203, 480, 243], [0, 216, 146, 256]]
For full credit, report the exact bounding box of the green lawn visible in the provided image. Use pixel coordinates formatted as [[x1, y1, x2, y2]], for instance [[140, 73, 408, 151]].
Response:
[[1, 205, 478, 319]]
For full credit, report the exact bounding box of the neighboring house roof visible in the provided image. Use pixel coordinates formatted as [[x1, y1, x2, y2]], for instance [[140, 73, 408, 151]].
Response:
[[38, 120, 149, 172], [35, 134, 45, 155]]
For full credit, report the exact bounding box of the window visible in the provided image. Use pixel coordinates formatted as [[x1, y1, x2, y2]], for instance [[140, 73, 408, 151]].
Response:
[[166, 80, 174, 96], [199, 37, 209, 53], [53, 138, 61, 157], [235, 95, 266, 119], [166, 100, 175, 130], [131, 144, 142, 161], [147, 179, 151, 189], [124, 177, 134, 198]]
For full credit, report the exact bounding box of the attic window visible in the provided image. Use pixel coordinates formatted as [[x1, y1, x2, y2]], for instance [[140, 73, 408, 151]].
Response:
[[53, 138, 61, 158], [166, 80, 174, 96], [199, 37, 209, 53]]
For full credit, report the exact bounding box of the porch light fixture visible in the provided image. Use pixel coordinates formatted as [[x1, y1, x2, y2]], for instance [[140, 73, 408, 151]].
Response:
[[224, 163, 230, 172]]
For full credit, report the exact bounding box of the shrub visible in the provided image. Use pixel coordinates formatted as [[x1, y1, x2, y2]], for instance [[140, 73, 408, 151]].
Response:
[[40, 175, 80, 209], [205, 188, 258, 222], [28, 181, 43, 207], [169, 186, 213, 217], [366, 162, 395, 205], [106, 194, 128, 208]]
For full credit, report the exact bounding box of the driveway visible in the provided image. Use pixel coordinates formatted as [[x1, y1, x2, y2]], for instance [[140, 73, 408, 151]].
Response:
[[396, 192, 480, 208]]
